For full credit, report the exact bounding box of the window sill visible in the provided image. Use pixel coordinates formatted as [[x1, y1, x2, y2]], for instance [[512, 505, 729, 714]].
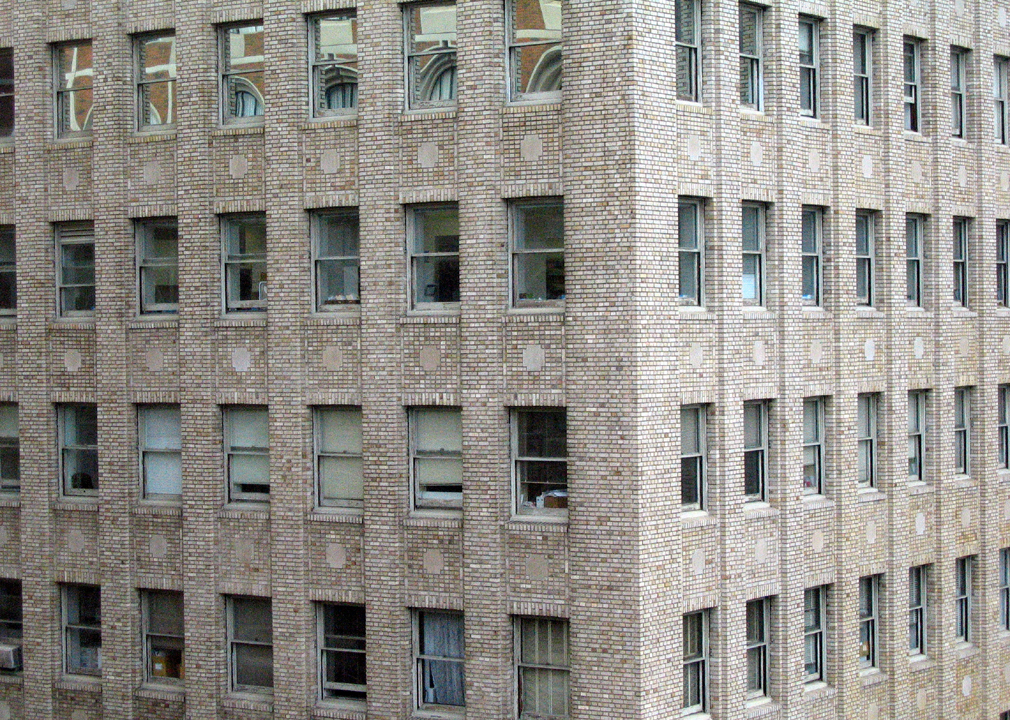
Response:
[[0, 143, 12, 155], [215, 314, 267, 327], [680, 712, 711, 720], [743, 502, 778, 520], [802, 494, 834, 510], [676, 100, 712, 115], [211, 124, 264, 137], [302, 116, 358, 130], [218, 503, 270, 520], [740, 109, 772, 122], [310, 309, 361, 325], [504, 309, 563, 324], [507, 516, 568, 533], [905, 306, 931, 315], [741, 305, 772, 317], [405, 512, 463, 529], [903, 130, 928, 142], [953, 474, 974, 489], [0, 497, 19, 509], [313, 700, 366, 720], [412, 708, 465, 720], [501, 102, 560, 116], [400, 313, 459, 324], [510, 303, 565, 315], [222, 693, 273, 711], [952, 307, 977, 318], [802, 681, 834, 701], [53, 499, 98, 512], [856, 488, 884, 503], [0, 674, 21, 686], [852, 123, 882, 136], [677, 306, 714, 319], [745, 698, 779, 718], [799, 117, 829, 130], [995, 629, 1010, 645], [56, 677, 102, 692], [135, 683, 184, 701], [681, 509, 714, 528], [951, 136, 970, 147], [49, 318, 95, 330], [400, 109, 457, 122], [955, 642, 980, 660], [46, 138, 93, 151], [907, 481, 933, 496], [133, 502, 182, 517], [908, 654, 934, 672], [127, 131, 177, 145], [801, 305, 829, 316], [854, 305, 883, 318], [309, 508, 363, 523], [129, 317, 178, 330], [859, 668, 886, 687]]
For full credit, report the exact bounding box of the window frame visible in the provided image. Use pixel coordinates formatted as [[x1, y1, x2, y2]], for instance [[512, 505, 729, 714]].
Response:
[[904, 38, 922, 132], [855, 212, 874, 306], [739, 4, 764, 111], [512, 408, 568, 517], [407, 203, 460, 311], [506, 0, 562, 104], [743, 400, 767, 502], [309, 12, 359, 118], [742, 203, 765, 306], [53, 40, 94, 139], [995, 56, 1010, 144], [312, 209, 360, 312], [404, 2, 458, 110], [409, 406, 463, 511], [413, 609, 465, 710], [907, 390, 927, 482], [798, 16, 820, 118], [858, 575, 879, 670], [951, 47, 968, 139], [675, 0, 702, 103], [1000, 385, 1009, 469], [802, 397, 824, 496], [136, 217, 179, 316], [0, 226, 15, 314], [909, 565, 927, 657], [58, 403, 98, 498], [134, 31, 177, 132], [682, 610, 709, 714], [954, 387, 970, 476], [1000, 549, 1010, 632], [853, 28, 873, 125], [515, 616, 570, 719], [221, 213, 267, 314], [678, 198, 704, 306], [953, 218, 969, 307], [138, 404, 182, 502], [142, 589, 184, 685], [955, 555, 974, 643], [218, 22, 265, 125], [224, 406, 270, 503], [0, 404, 18, 494], [227, 595, 274, 694], [998, 221, 1009, 307], [856, 393, 876, 489], [0, 48, 12, 139], [906, 214, 925, 307], [314, 406, 364, 510], [0, 579, 21, 669], [745, 598, 769, 699], [680, 405, 706, 511], [62, 583, 101, 677], [803, 586, 826, 684], [56, 223, 95, 318], [801, 207, 822, 305], [510, 198, 565, 309], [317, 602, 367, 703]]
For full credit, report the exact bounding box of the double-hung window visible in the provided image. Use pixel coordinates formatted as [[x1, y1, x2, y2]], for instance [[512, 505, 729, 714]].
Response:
[[954, 387, 970, 475], [857, 394, 877, 488], [59, 403, 98, 497], [0, 49, 12, 137], [135, 32, 177, 130], [906, 215, 924, 307], [742, 203, 765, 305], [0, 580, 21, 669], [511, 199, 564, 307], [798, 17, 820, 117], [315, 407, 363, 509], [139, 405, 182, 500], [137, 218, 179, 315], [745, 599, 769, 699], [63, 584, 101, 676], [953, 218, 969, 306], [318, 603, 366, 702], [405, 3, 457, 109], [55, 40, 93, 138], [224, 406, 269, 501], [680, 405, 706, 510], [410, 407, 463, 510], [803, 586, 826, 683], [1000, 385, 1010, 469], [409, 204, 459, 309], [0, 405, 17, 493], [675, 0, 701, 102], [516, 617, 569, 719], [682, 611, 709, 714], [414, 610, 464, 709], [507, 0, 561, 102], [1000, 549, 1010, 631], [513, 408, 567, 515], [858, 576, 879, 669], [904, 39, 922, 132], [222, 214, 267, 313], [0, 226, 13, 314], [995, 57, 1010, 144], [310, 13, 358, 116], [678, 198, 703, 305], [951, 48, 968, 138], [955, 555, 975, 642], [220, 23, 265, 123], [909, 565, 927, 656], [802, 398, 824, 495], [739, 4, 763, 110], [855, 212, 874, 306], [998, 221, 1010, 307], [908, 390, 927, 481], [142, 590, 184, 683], [57, 224, 95, 317], [743, 401, 767, 502], [801, 207, 822, 305], [313, 210, 360, 310], [853, 29, 873, 124], [228, 596, 273, 692]]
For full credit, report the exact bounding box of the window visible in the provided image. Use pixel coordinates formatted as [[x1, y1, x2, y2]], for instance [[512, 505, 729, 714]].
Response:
[[1000, 385, 1009, 469], [228, 596, 273, 692], [142, 590, 183, 683], [59, 403, 98, 497], [0, 405, 17, 493], [507, 0, 561, 102], [745, 598, 769, 699], [858, 575, 879, 669], [803, 586, 825, 683], [908, 565, 927, 656], [907, 390, 926, 482], [951, 48, 968, 138], [55, 40, 93, 137], [513, 409, 567, 515], [743, 401, 767, 502], [682, 610, 709, 713], [739, 4, 763, 110], [222, 214, 267, 313], [955, 555, 975, 642], [315, 407, 363, 509], [318, 603, 366, 701], [409, 205, 459, 309], [742, 203, 765, 305], [680, 405, 706, 510], [220, 23, 264, 122], [139, 405, 181, 500], [678, 198, 703, 305], [855, 212, 874, 306], [675, 0, 701, 102], [56, 223, 95, 317], [224, 407, 269, 502], [310, 13, 358, 116], [953, 218, 969, 306], [954, 387, 970, 475], [853, 29, 873, 124], [802, 398, 824, 495], [1000, 549, 1010, 631], [405, 3, 457, 109], [62, 584, 100, 676], [414, 610, 464, 709], [0, 227, 13, 313], [801, 207, 822, 305], [137, 218, 178, 315], [798, 17, 819, 117], [516, 617, 569, 719], [0, 49, 12, 137], [906, 214, 924, 307], [857, 394, 876, 488], [995, 57, 1009, 144], [998, 221, 1009, 307], [511, 199, 564, 307], [313, 210, 360, 310], [135, 32, 176, 129], [904, 39, 921, 132], [0, 580, 21, 669], [410, 407, 463, 510]]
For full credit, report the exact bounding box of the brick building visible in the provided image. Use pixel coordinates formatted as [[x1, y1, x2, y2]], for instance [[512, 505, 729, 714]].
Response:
[[0, 0, 1009, 719]]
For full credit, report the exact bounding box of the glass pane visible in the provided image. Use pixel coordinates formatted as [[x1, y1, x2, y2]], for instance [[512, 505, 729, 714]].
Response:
[[325, 648, 366, 687], [142, 407, 180, 450], [318, 408, 362, 454], [317, 213, 359, 258], [415, 457, 463, 491], [802, 256, 817, 300], [512, 0, 561, 39], [234, 643, 273, 688], [683, 661, 701, 707], [232, 599, 272, 643], [414, 256, 460, 303], [517, 204, 564, 251], [739, 7, 759, 55], [679, 203, 698, 250], [802, 211, 818, 253], [799, 22, 814, 65], [228, 409, 268, 449], [409, 5, 457, 54], [518, 460, 567, 507], [142, 265, 179, 308], [743, 404, 762, 448], [61, 242, 95, 285], [64, 449, 98, 491], [316, 16, 358, 64], [0, 405, 17, 437], [515, 251, 565, 302], [682, 613, 703, 658], [68, 585, 101, 625], [803, 401, 819, 444], [144, 452, 181, 496], [415, 408, 462, 453], [65, 405, 97, 446], [681, 408, 700, 454], [67, 627, 102, 674], [226, 25, 264, 72], [57, 43, 93, 90], [742, 207, 761, 250], [681, 457, 700, 505], [420, 611, 463, 658], [149, 635, 183, 679], [148, 592, 184, 636], [227, 74, 265, 118], [675, 0, 697, 44], [319, 456, 363, 501], [324, 604, 366, 644], [517, 411, 567, 457], [512, 43, 561, 95], [227, 218, 266, 258], [676, 46, 696, 101], [59, 88, 93, 134], [804, 590, 820, 631], [0, 95, 11, 138], [230, 454, 269, 487], [140, 35, 176, 83], [746, 602, 764, 644], [140, 81, 176, 126], [227, 262, 268, 306], [317, 259, 359, 306], [414, 208, 459, 254], [679, 252, 698, 301]]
